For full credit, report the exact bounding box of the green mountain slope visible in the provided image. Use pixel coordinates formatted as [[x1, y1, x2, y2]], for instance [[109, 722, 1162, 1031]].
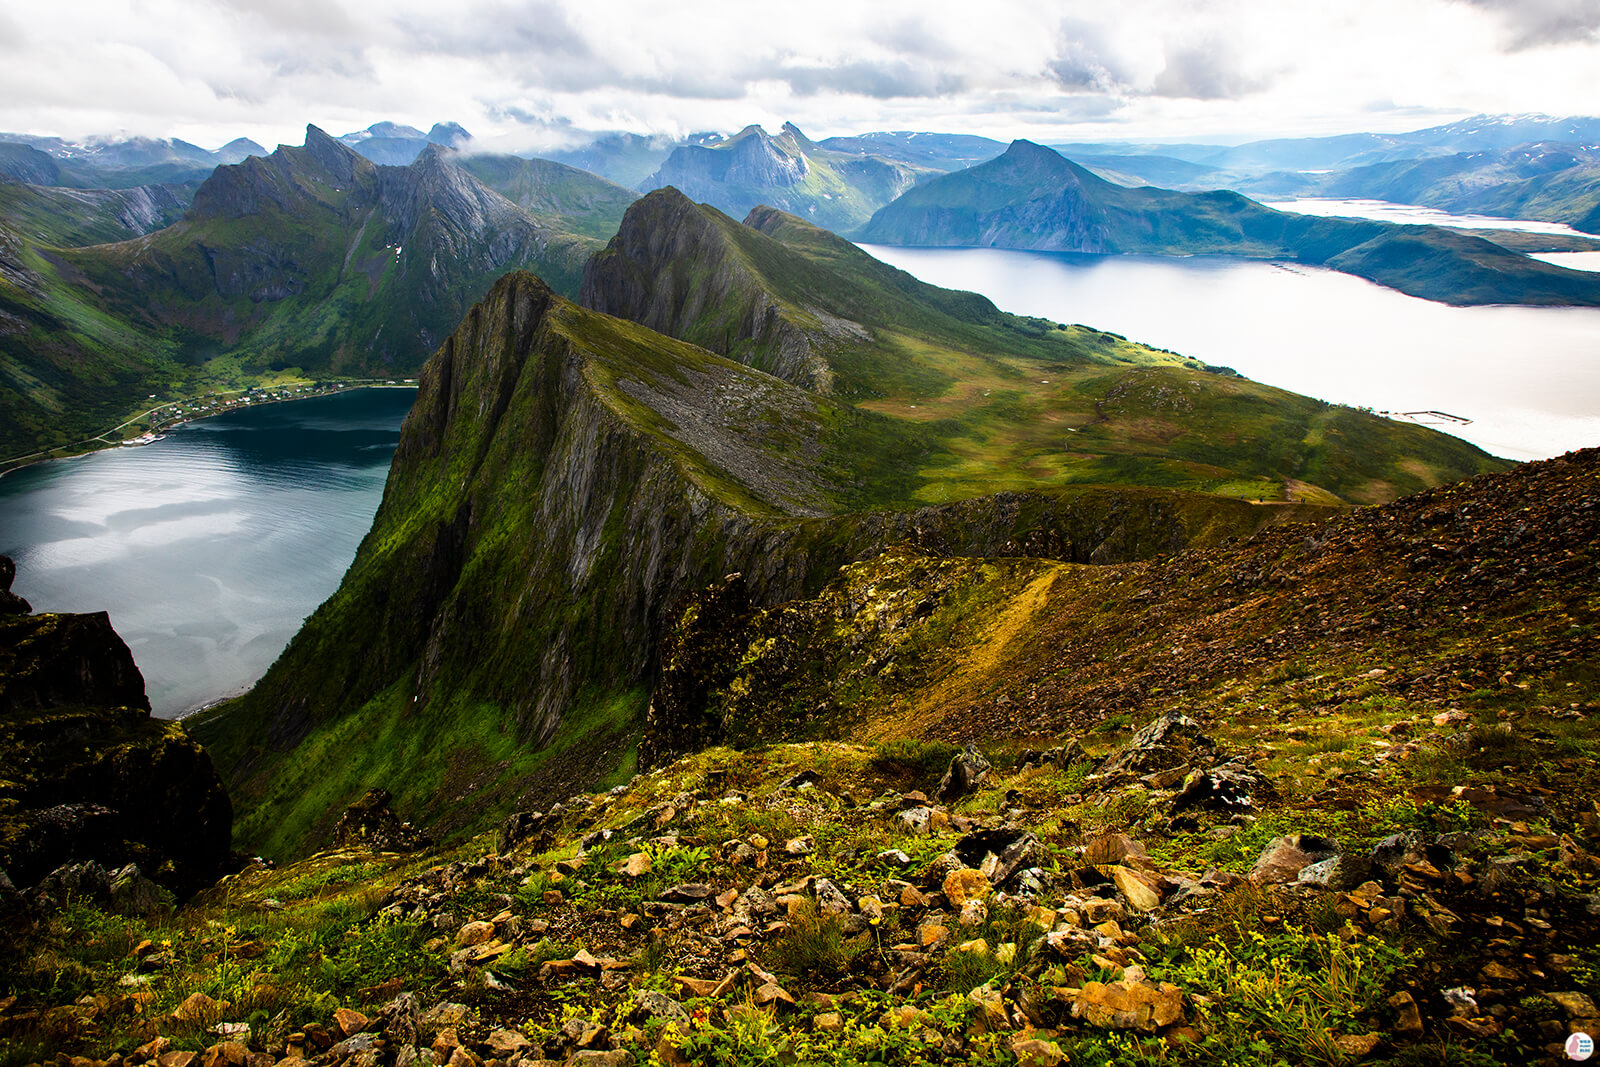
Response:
[[195, 271, 1322, 857], [640, 124, 928, 233], [0, 128, 605, 459], [0, 180, 191, 247], [195, 196, 1503, 860], [585, 189, 1507, 505], [859, 140, 1600, 307]]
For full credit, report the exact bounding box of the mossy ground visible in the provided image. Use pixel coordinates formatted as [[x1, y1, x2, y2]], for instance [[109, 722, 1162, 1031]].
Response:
[[9, 710, 1598, 1066]]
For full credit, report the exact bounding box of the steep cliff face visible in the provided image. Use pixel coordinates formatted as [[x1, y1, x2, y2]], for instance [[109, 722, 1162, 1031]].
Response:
[[0, 562, 233, 899], [195, 272, 1312, 858], [91, 126, 594, 355]]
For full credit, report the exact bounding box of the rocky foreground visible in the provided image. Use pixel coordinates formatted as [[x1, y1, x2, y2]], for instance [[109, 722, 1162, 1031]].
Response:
[[5, 702, 1599, 1067], [4, 450, 1599, 1066]]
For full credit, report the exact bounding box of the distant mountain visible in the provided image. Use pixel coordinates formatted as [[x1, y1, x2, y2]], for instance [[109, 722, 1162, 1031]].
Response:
[[0, 181, 189, 247], [858, 140, 1600, 307], [0, 133, 266, 190], [639, 123, 926, 232], [815, 131, 1006, 172], [1054, 113, 1600, 181], [338, 122, 471, 166], [456, 154, 639, 242], [0, 127, 602, 457], [1243, 142, 1600, 235], [541, 132, 686, 188], [216, 138, 268, 165], [0, 143, 62, 186]]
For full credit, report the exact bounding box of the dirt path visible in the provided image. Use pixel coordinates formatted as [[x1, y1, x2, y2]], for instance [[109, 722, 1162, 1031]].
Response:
[[860, 565, 1066, 743]]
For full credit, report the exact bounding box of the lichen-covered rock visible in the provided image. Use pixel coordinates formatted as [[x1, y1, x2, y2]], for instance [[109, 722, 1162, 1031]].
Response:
[[938, 744, 993, 802], [332, 789, 430, 853], [1098, 710, 1216, 778]]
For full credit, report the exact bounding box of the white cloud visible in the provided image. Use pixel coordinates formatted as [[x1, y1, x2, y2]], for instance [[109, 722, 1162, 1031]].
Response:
[[0, 0, 1597, 149]]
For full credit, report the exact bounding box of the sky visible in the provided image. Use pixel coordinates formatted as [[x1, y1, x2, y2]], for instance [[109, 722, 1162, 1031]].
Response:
[[2, 0, 1599, 151]]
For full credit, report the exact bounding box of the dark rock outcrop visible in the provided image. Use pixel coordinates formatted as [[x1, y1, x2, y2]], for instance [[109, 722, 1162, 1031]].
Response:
[[332, 789, 430, 853], [0, 555, 30, 615], [0, 596, 233, 899]]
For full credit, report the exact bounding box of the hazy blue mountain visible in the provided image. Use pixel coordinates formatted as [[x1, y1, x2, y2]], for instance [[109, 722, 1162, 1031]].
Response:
[[1055, 113, 1600, 180], [456, 154, 640, 241], [1243, 142, 1600, 235], [337, 122, 472, 166], [815, 131, 1007, 172], [639, 122, 925, 232]]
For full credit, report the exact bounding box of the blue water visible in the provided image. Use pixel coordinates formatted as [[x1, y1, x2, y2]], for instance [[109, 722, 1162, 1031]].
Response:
[[0, 388, 415, 716]]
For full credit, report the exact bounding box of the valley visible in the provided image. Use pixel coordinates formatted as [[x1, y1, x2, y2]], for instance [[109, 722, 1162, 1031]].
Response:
[[2, 99, 1599, 1067]]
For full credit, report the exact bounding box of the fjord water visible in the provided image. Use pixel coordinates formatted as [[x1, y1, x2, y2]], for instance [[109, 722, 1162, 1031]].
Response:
[[0, 388, 415, 717], [859, 244, 1600, 461]]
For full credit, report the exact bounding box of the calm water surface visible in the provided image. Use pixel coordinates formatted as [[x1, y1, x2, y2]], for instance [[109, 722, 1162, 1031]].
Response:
[[859, 244, 1600, 461], [0, 388, 414, 716], [1261, 197, 1597, 238]]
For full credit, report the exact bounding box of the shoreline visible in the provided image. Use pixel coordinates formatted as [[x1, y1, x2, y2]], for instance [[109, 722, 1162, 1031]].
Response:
[[0, 380, 418, 480]]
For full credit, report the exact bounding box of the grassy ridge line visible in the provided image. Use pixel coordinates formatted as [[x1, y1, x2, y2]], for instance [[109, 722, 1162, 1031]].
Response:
[[587, 191, 1509, 506]]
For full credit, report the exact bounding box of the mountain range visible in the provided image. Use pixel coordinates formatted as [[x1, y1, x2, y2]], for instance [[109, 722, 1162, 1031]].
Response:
[[639, 123, 928, 233], [1241, 142, 1600, 235], [857, 140, 1600, 306], [0, 127, 631, 458], [191, 188, 1502, 858]]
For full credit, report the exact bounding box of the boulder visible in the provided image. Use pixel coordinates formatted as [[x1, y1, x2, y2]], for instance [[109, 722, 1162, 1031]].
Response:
[[1250, 835, 1341, 885], [1170, 758, 1274, 814], [1098, 710, 1216, 777], [332, 789, 429, 853], [938, 744, 992, 802], [0, 607, 233, 898]]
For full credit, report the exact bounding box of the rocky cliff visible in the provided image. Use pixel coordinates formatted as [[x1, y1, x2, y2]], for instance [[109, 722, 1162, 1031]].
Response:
[[0, 558, 233, 902], [580, 188, 841, 391]]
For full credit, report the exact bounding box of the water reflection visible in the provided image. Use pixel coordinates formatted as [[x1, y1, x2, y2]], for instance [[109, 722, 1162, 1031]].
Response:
[[0, 388, 415, 716], [857, 245, 1600, 461]]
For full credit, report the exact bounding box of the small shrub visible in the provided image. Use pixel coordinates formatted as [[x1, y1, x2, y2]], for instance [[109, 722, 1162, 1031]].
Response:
[[765, 901, 857, 989]]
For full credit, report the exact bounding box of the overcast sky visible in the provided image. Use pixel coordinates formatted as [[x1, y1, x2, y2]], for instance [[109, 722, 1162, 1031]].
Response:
[[3, 0, 1599, 150]]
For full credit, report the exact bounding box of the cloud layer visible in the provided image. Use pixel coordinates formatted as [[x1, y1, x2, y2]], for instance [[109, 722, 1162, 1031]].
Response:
[[3, 0, 1599, 149]]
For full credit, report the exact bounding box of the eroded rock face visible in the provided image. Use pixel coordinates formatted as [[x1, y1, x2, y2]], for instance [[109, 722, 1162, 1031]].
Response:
[[0, 598, 233, 899]]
